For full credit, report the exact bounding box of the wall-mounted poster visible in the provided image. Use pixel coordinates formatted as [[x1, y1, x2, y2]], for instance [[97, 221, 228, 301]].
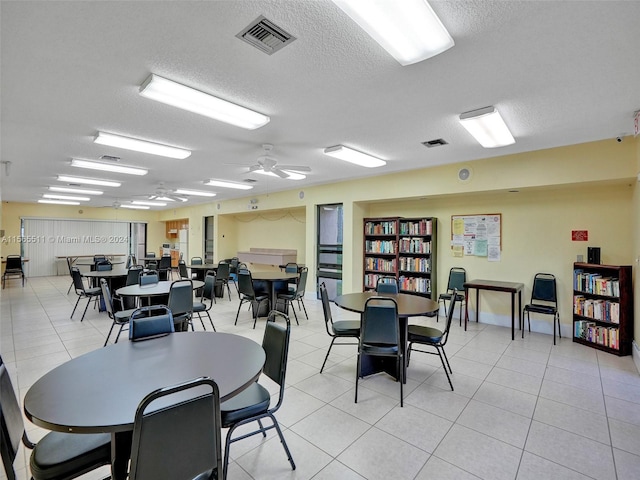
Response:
[[450, 214, 501, 261]]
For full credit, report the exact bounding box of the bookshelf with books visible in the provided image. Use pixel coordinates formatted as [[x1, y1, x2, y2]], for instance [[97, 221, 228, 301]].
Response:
[[572, 262, 633, 356], [363, 216, 437, 299]]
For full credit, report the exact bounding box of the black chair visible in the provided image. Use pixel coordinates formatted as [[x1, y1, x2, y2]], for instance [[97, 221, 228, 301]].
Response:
[[438, 267, 467, 325], [319, 282, 360, 373], [139, 270, 159, 286], [221, 311, 295, 480], [65, 257, 74, 294], [178, 260, 189, 279], [193, 270, 216, 331], [355, 297, 403, 406], [0, 356, 111, 480], [168, 279, 194, 332], [215, 261, 232, 301], [125, 254, 136, 269], [276, 267, 308, 324], [375, 275, 399, 294], [228, 257, 240, 294], [2, 255, 25, 289], [523, 273, 561, 344], [158, 255, 172, 281], [408, 289, 458, 391], [70, 267, 101, 322], [101, 279, 137, 346], [129, 306, 175, 341], [283, 262, 299, 292], [235, 271, 269, 329], [95, 260, 112, 272], [190, 257, 203, 280], [129, 377, 222, 480]]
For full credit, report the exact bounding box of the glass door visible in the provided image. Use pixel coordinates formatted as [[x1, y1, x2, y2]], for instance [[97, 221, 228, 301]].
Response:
[[204, 216, 214, 264], [316, 204, 343, 300]]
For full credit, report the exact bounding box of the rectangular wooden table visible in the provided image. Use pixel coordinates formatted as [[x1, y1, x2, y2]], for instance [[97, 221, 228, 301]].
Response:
[[463, 279, 524, 340]]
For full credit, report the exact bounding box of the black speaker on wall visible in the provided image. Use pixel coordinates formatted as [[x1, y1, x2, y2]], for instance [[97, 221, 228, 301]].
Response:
[[587, 247, 601, 264]]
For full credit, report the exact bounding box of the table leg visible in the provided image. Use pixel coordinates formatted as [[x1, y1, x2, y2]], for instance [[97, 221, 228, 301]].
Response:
[[464, 288, 469, 331], [511, 292, 515, 340], [111, 430, 132, 480], [475, 289, 480, 323]]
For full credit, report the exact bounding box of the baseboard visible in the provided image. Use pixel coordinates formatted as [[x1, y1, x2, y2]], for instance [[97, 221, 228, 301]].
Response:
[[463, 309, 569, 338]]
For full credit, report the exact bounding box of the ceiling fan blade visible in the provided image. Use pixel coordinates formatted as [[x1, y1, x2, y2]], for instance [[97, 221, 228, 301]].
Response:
[[273, 168, 290, 179], [248, 164, 262, 173], [149, 194, 158, 200]]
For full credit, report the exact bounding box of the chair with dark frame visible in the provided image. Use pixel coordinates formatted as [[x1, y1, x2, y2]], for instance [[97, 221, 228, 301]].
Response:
[[375, 275, 399, 294], [167, 279, 194, 332], [355, 296, 404, 406], [101, 278, 137, 346], [193, 270, 217, 331], [215, 261, 232, 301], [178, 260, 190, 280], [220, 311, 295, 480], [0, 355, 111, 480], [70, 267, 101, 322], [235, 270, 269, 329], [319, 282, 360, 373], [228, 256, 240, 294], [128, 306, 175, 341], [408, 289, 458, 391], [437, 267, 467, 325], [128, 376, 222, 480], [276, 266, 308, 324], [138, 270, 159, 286], [118, 265, 144, 310], [2, 255, 25, 289], [157, 255, 172, 281], [523, 273, 561, 344]]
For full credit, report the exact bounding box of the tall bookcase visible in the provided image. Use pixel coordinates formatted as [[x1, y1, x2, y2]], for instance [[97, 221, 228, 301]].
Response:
[[363, 217, 437, 299], [572, 262, 633, 356]]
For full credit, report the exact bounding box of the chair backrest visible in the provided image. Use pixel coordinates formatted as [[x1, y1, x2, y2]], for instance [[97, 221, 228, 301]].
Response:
[[139, 270, 159, 286], [296, 267, 308, 296], [237, 270, 256, 298], [0, 359, 25, 474], [178, 261, 189, 279], [93, 255, 107, 263], [361, 297, 399, 346], [202, 271, 216, 302], [448, 267, 466, 292], [126, 254, 137, 269], [319, 282, 335, 333], [216, 261, 230, 281], [146, 252, 156, 258], [95, 260, 112, 271], [126, 265, 144, 286], [5, 255, 22, 270], [376, 276, 399, 294], [100, 279, 116, 319], [229, 257, 239, 272], [190, 257, 203, 265], [531, 273, 557, 304], [158, 255, 172, 270], [66, 257, 73, 275], [262, 311, 291, 409], [168, 280, 194, 317], [71, 267, 87, 292], [237, 263, 249, 274], [129, 377, 222, 480], [129, 306, 175, 340], [284, 262, 298, 274], [439, 289, 458, 346]]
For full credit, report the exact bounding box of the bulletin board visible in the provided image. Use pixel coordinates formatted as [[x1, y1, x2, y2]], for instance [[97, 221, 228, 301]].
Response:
[[450, 214, 502, 262]]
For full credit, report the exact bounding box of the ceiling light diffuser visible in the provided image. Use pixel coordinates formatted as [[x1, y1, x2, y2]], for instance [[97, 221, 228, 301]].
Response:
[[156, 196, 189, 202], [205, 179, 254, 190], [43, 194, 90, 201], [254, 170, 306, 180], [49, 186, 104, 195], [71, 158, 148, 176], [56, 175, 121, 187], [458, 106, 515, 148], [323, 145, 386, 168], [139, 74, 270, 130], [120, 204, 150, 210], [132, 200, 167, 207], [332, 0, 454, 66], [174, 189, 217, 197], [38, 199, 80, 205], [94, 132, 191, 159]]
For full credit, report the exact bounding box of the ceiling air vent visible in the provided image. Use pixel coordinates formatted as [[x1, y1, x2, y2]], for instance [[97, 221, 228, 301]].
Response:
[[236, 16, 296, 55], [422, 139, 448, 148], [100, 155, 121, 161], [243, 178, 258, 183]]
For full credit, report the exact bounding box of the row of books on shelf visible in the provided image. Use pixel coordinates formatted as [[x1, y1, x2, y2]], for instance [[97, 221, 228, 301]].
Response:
[[574, 320, 620, 350], [399, 238, 431, 254], [398, 275, 431, 294], [399, 219, 432, 236], [573, 270, 620, 297], [365, 221, 396, 235], [365, 240, 396, 254], [573, 295, 620, 323], [364, 273, 394, 289], [399, 257, 430, 273], [364, 257, 396, 272]]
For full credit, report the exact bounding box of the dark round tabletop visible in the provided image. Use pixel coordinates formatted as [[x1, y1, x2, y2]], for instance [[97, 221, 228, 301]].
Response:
[[24, 332, 265, 433], [116, 280, 204, 297], [187, 264, 216, 270], [334, 291, 439, 316], [251, 271, 298, 281], [82, 268, 130, 278]]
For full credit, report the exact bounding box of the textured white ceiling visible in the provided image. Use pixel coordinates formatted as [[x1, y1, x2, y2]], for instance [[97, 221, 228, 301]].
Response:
[[1, 1, 639, 208]]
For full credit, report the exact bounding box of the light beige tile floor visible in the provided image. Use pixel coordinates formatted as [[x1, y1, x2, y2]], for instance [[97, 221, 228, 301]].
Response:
[[2, 275, 640, 480]]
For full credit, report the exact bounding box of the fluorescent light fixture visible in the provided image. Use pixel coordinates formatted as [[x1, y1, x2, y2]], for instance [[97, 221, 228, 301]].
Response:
[[156, 196, 189, 202], [43, 194, 90, 201], [458, 106, 515, 148], [57, 175, 121, 187], [120, 204, 150, 210], [70, 158, 148, 176], [332, 0, 454, 66], [139, 74, 270, 130], [254, 170, 306, 180], [132, 200, 167, 207], [205, 179, 253, 190], [174, 189, 217, 197], [323, 145, 386, 168], [49, 186, 104, 195], [94, 132, 191, 159], [38, 199, 80, 206]]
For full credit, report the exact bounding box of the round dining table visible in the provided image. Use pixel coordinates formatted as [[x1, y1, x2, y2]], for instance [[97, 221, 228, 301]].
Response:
[[251, 271, 299, 314], [116, 279, 204, 297], [24, 332, 265, 480], [334, 291, 439, 383]]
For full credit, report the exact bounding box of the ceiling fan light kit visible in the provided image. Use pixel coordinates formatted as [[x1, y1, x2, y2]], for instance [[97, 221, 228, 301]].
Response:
[[332, 0, 454, 66], [458, 106, 515, 148], [323, 145, 386, 168], [139, 74, 270, 130], [70, 158, 148, 176], [94, 131, 191, 159], [57, 175, 121, 187]]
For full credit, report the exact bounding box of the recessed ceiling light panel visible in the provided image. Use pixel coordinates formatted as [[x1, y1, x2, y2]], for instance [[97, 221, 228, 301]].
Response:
[[174, 189, 217, 197], [323, 145, 386, 168], [71, 158, 148, 176], [205, 179, 254, 190], [49, 186, 104, 195], [38, 199, 80, 205], [458, 106, 515, 148], [94, 131, 191, 159], [43, 194, 90, 201], [56, 175, 121, 187]]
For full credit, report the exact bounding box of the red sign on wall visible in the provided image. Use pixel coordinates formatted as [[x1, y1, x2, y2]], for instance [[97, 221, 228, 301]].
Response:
[[572, 230, 589, 241]]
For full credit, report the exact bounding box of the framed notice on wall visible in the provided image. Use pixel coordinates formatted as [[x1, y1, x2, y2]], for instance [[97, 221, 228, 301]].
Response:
[[451, 214, 502, 262]]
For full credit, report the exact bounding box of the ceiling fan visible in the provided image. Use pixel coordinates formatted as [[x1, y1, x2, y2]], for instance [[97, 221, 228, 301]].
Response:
[[134, 184, 188, 203], [247, 144, 311, 179]]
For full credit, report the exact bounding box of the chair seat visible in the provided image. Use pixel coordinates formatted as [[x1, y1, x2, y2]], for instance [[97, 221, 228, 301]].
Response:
[[408, 325, 444, 343], [332, 320, 361, 336], [220, 382, 270, 426], [524, 304, 557, 315], [242, 293, 268, 302], [114, 308, 137, 323], [193, 301, 207, 312], [84, 287, 101, 296], [30, 431, 111, 480], [277, 292, 295, 301], [361, 344, 398, 355], [438, 292, 465, 302]]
